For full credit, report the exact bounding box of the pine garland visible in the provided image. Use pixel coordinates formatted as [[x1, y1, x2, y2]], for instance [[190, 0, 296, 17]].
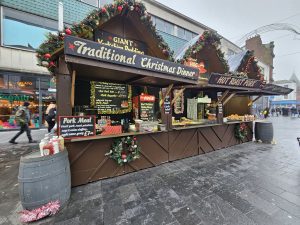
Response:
[[234, 123, 248, 140], [237, 51, 266, 83], [105, 136, 140, 165], [179, 30, 229, 73], [36, 0, 174, 74]]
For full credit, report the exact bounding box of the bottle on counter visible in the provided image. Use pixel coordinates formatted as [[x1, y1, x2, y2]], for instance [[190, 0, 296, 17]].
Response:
[[58, 136, 65, 151]]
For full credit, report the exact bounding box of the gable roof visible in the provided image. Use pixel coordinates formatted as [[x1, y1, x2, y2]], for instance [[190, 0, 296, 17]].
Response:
[[36, 0, 174, 73]]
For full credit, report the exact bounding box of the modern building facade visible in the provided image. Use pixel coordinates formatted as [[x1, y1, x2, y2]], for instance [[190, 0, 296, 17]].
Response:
[[270, 81, 297, 107], [270, 74, 300, 108], [0, 0, 261, 130]]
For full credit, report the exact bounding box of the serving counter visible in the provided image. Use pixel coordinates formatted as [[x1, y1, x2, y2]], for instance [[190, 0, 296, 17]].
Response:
[[65, 121, 252, 186]]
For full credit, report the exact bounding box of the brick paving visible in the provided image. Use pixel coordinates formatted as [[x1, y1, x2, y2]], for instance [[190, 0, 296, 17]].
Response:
[[0, 116, 300, 225]]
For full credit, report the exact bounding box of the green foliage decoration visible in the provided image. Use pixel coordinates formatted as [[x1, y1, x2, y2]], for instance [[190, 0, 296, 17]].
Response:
[[36, 0, 174, 74], [105, 136, 140, 166]]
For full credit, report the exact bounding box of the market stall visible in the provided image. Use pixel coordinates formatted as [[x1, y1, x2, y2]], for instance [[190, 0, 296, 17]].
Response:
[[37, 0, 201, 186], [166, 31, 258, 161], [36, 1, 276, 187]]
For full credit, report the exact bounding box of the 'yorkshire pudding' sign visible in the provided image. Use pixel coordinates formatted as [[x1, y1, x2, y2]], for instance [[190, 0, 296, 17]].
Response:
[[64, 36, 198, 81], [208, 73, 262, 89], [95, 30, 147, 55]]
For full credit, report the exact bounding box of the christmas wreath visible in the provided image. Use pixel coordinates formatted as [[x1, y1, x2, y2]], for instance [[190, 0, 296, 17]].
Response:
[[105, 136, 140, 165], [235, 123, 248, 140]]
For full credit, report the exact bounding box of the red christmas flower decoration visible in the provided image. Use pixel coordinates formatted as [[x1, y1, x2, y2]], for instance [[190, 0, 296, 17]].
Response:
[[44, 53, 51, 59], [117, 6, 123, 12], [101, 7, 107, 13], [65, 28, 72, 35]]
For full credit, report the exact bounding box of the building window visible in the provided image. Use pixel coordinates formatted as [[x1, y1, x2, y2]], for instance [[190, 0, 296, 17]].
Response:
[[99, 0, 113, 7], [0, 72, 55, 130], [2, 7, 57, 50], [81, 0, 99, 7], [185, 30, 193, 40]]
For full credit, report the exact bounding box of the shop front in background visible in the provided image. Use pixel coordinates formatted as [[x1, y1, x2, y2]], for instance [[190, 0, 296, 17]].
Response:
[[0, 71, 56, 130]]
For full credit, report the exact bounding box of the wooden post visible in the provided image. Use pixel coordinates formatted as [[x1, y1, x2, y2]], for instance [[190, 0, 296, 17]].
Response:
[[160, 84, 173, 107], [248, 94, 262, 106], [56, 56, 72, 116], [213, 90, 229, 107], [223, 92, 237, 106], [71, 70, 76, 108]]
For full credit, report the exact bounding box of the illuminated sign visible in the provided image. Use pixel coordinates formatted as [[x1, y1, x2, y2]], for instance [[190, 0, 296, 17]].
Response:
[[17, 81, 33, 87], [184, 58, 207, 74], [0, 94, 31, 102]]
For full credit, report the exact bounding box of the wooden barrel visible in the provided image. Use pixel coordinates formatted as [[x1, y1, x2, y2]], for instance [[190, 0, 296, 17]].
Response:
[[18, 150, 71, 210], [255, 121, 273, 143]]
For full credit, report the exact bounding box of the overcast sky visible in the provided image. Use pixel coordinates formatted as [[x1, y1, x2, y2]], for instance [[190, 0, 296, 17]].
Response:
[[156, 0, 300, 81]]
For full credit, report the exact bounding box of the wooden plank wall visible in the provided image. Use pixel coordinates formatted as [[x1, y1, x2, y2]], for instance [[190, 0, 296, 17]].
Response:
[[67, 123, 253, 186]]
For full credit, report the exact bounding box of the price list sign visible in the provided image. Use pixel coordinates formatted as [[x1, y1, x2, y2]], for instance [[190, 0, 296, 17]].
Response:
[[91, 81, 131, 114], [139, 95, 155, 121], [58, 116, 95, 139]]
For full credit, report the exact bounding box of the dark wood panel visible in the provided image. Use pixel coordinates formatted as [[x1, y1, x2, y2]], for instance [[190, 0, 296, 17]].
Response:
[[169, 129, 198, 161], [67, 132, 169, 186], [67, 123, 253, 186], [198, 129, 215, 153]]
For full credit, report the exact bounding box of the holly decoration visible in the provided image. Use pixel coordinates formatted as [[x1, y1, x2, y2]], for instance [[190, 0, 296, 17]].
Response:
[[179, 30, 229, 73], [235, 123, 248, 140], [36, 0, 174, 74], [105, 136, 140, 166]]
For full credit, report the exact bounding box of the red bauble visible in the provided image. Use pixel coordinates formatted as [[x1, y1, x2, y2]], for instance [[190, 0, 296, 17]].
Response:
[[101, 7, 107, 13], [49, 61, 55, 67], [117, 6, 123, 12], [44, 53, 51, 59], [121, 154, 127, 159], [133, 137, 137, 141], [65, 28, 72, 35]]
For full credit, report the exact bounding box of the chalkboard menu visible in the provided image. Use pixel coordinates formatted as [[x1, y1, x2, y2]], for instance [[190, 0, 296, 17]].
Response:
[[58, 116, 95, 139], [90, 81, 132, 114], [164, 95, 171, 114], [140, 102, 155, 121]]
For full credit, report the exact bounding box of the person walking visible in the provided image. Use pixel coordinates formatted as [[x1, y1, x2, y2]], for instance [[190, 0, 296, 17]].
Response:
[[45, 102, 56, 133], [263, 107, 270, 119], [9, 102, 36, 144]]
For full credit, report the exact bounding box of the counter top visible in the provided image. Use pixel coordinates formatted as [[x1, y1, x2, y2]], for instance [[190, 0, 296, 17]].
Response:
[[224, 121, 254, 124], [68, 130, 168, 142], [172, 123, 222, 130]]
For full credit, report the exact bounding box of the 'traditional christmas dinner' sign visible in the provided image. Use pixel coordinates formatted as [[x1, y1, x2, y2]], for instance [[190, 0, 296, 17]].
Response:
[[64, 36, 198, 80], [95, 30, 147, 55], [58, 116, 95, 139], [208, 73, 262, 89]]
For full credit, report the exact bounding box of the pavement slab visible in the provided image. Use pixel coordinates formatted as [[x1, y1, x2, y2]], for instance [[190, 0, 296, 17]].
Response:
[[0, 116, 300, 224]]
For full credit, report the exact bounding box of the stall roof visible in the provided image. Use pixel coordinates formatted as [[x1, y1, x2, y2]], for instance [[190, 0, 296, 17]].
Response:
[[227, 50, 248, 72], [64, 36, 199, 87], [235, 83, 293, 96], [176, 73, 263, 92]]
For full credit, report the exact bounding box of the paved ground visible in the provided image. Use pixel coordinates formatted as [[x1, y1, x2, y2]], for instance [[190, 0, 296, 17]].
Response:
[[0, 116, 300, 225], [0, 129, 47, 144]]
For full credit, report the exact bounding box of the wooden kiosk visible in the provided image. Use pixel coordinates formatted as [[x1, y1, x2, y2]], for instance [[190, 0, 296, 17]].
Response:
[[36, 1, 291, 187]]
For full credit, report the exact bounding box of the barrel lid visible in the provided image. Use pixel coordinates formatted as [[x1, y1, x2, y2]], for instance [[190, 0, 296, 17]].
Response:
[[20, 149, 68, 163]]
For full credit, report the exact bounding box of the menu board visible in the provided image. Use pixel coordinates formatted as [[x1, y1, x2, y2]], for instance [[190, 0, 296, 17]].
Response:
[[58, 116, 95, 139], [140, 102, 155, 121], [164, 95, 171, 114], [90, 81, 131, 114]]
